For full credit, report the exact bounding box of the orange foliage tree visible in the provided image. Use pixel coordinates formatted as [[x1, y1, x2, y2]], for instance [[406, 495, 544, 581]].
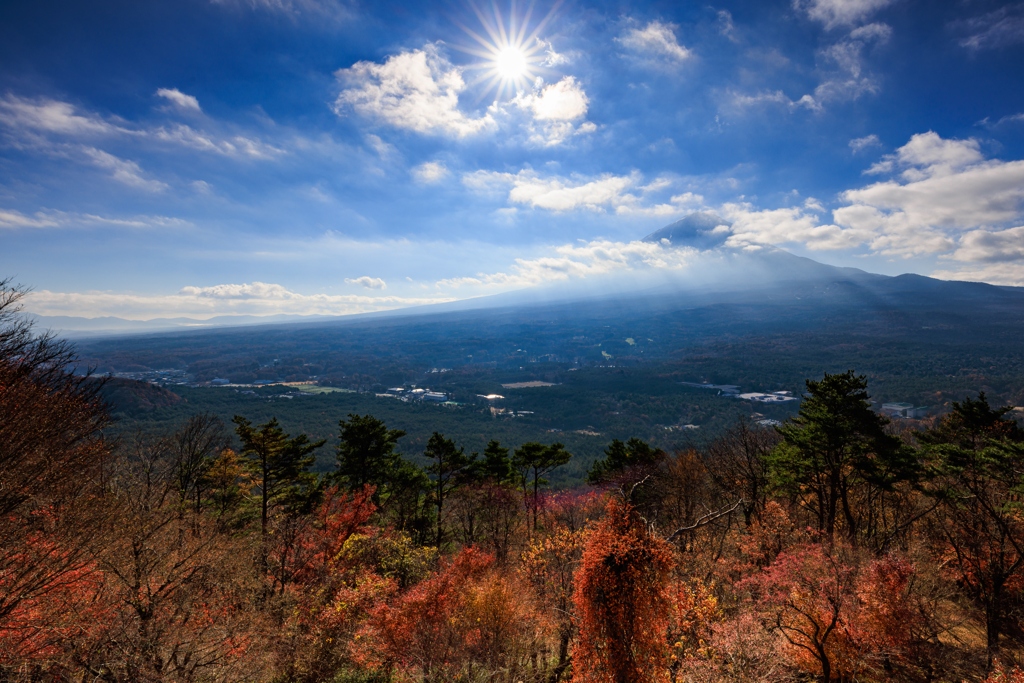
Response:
[[571, 497, 675, 683], [522, 526, 586, 682], [666, 577, 721, 680]]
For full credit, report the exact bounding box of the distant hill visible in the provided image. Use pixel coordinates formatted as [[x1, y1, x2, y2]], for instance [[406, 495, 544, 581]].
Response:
[[28, 312, 342, 337], [95, 377, 185, 413]]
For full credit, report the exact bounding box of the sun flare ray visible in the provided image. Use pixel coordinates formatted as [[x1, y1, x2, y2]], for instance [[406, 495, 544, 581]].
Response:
[[453, 0, 562, 102]]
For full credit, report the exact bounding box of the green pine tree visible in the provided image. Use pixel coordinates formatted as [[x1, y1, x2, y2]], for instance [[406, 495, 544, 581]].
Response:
[[767, 370, 913, 542], [424, 431, 472, 547], [587, 437, 664, 485], [512, 442, 572, 531], [232, 416, 325, 537], [468, 440, 513, 485], [335, 413, 407, 493]]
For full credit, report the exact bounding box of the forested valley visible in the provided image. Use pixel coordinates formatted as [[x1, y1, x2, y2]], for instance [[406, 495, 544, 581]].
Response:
[[5, 284, 1024, 683]]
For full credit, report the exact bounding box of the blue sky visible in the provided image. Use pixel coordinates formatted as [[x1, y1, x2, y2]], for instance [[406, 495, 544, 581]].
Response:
[[2, 0, 1024, 319]]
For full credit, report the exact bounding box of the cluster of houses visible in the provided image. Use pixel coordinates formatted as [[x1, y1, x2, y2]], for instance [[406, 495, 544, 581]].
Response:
[[879, 402, 931, 419], [379, 387, 450, 403], [680, 381, 798, 403], [681, 381, 936, 418]]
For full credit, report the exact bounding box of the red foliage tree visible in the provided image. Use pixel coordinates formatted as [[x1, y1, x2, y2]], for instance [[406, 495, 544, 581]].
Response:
[[356, 546, 544, 682], [849, 554, 931, 678], [272, 485, 390, 681], [267, 485, 377, 594], [0, 281, 111, 648], [747, 542, 857, 682], [0, 524, 109, 673], [984, 664, 1024, 683], [748, 542, 930, 682], [571, 497, 675, 683]]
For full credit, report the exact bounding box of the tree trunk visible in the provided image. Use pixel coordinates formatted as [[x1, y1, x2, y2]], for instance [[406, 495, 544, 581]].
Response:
[[986, 590, 1002, 671], [548, 629, 572, 683]]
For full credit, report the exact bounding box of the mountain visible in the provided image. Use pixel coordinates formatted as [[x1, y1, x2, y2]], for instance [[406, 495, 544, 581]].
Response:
[[31, 213, 1024, 340], [642, 211, 732, 250]]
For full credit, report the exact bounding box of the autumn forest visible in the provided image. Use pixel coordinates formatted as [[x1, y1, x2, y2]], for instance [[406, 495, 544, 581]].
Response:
[[4, 283, 1024, 683]]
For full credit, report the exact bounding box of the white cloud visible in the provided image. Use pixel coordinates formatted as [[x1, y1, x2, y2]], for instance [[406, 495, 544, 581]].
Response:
[[26, 281, 445, 319], [507, 172, 636, 212], [153, 124, 282, 158], [849, 134, 881, 152], [833, 133, 1024, 257], [0, 94, 122, 136], [0, 208, 187, 230], [436, 239, 697, 290], [793, 0, 896, 29], [951, 226, 1024, 263], [931, 262, 1024, 287], [727, 19, 888, 115], [517, 77, 589, 121], [863, 130, 983, 179], [82, 147, 168, 192], [210, 0, 353, 22], [467, 170, 634, 212], [412, 161, 449, 184], [617, 190, 706, 217], [0, 93, 283, 168], [811, 23, 889, 105], [181, 282, 296, 299], [727, 90, 822, 113], [980, 112, 1024, 129], [804, 197, 826, 213], [617, 21, 691, 62], [717, 10, 738, 41], [507, 76, 595, 146], [155, 88, 201, 113], [333, 44, 494, 138], [721, 204, 863, 251], [955, 5, 1024, 51], [345, 276, 387, 289], [538, 39, 572, 67], [849, 21, 892, 41], [365, 133, 396, 159], [0, 209, 60, 229], [464, 168, 703, 216]]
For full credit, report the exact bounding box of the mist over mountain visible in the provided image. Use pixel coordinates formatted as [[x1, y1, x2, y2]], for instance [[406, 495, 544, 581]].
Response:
[[36, 214, 1024, 340]]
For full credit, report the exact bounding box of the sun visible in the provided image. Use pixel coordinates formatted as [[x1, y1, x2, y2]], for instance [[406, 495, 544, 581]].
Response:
[[495, 45, 528, 81], [454, 2, 560, 101]]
